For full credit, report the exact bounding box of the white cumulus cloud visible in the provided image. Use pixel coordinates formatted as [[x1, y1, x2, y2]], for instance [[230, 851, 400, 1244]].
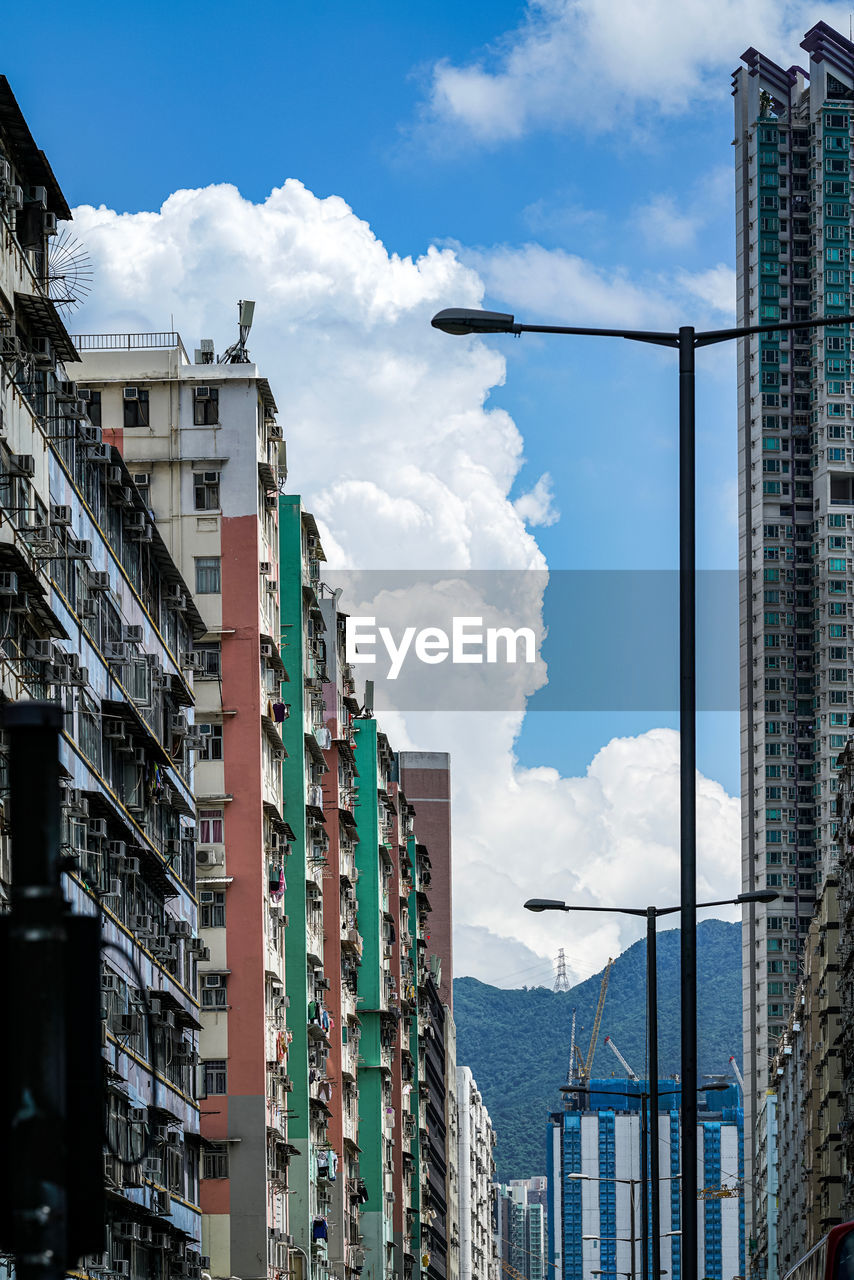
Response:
[[422, 0, 853, 142], [68, 182, 738, 985]]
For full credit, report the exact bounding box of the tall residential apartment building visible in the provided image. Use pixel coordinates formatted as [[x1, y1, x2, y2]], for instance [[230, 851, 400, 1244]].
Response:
[[75, 329, 293, 1280], [0, 79, 206, 1279], [733, 20, 854, 1230]]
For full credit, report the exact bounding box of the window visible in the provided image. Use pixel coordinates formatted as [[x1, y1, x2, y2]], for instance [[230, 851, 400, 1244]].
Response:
[[201, 890, 226, 929], [194, 470, 221, 511], [203, 1059, 227, 1094], [128, 659, 151, 706], [201, 976, 228, 1009], [193, 387, 219, 426], [123, 388, 150, 428], [194, 643, 221, 678], [198, 724, 223, 761], [195, 556, 221, 594], [82, 390, 102, 427], [198, 808, 224, 844], [202, 1142, 229, 1179]]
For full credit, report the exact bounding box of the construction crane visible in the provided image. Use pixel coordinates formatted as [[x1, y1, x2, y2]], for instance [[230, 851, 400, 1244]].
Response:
[[729, 1055, 744, 1098], [604, 1034, 640, 1081], [581, 962, 614, 1080]]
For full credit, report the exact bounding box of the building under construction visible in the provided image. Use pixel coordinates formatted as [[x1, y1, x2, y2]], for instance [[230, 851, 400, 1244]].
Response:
[[545, 1082, 744, 1280]]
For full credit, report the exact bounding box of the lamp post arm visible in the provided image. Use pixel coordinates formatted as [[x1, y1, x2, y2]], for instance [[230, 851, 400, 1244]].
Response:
[[695, 311, 854, 347]]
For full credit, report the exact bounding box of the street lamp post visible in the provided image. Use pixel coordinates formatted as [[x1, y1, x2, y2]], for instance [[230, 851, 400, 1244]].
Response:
[[433, 304, 854, 1280], [526, 890, 775, 1280]]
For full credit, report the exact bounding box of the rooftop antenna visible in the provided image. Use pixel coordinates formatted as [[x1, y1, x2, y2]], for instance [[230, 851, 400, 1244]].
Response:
[[221, 299, 255, 363], [554, 947, 571, 993]]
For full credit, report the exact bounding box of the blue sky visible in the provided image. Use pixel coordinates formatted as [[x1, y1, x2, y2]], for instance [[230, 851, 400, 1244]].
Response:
[[17, 0, 832, 978]]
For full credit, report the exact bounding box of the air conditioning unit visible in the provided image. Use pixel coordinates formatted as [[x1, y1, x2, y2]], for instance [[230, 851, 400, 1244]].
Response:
[[122, 624, 144, 644], [124, 857, 141, 875], [79, 599, 99, 620], [123, 387, 139, 401], [89, 571, 111, 592], [79, 423, 101, 445], [87, 442, 112, 464], [142, 1157, 162, 1178], [31, 336, 53, 366], [108, 840, 126, 859], [203, 974, 224, 988], [171, 712, 188, 735], [68, 538, 92, 560], [168, 919, 192, 937], [50, 504, 72, 526], [261, 641, 274, 657], [124, 510, 146, 530], [101, 973, 119, 992], [0, 571, 18, 594], [165, 584, 186, 606], [166, 1130, 185, 1146], [107, 465, 124, 486], [259, 561, 272, 576], [133, 749, 146, 766], [131, 914, 154, 936], [10, 453, 35, 477], [67, 398, 88, 419], [25, 185, 47, 207], [196, 846, 223, 866], [104, 722, 126, 741], [88, 818, 108, 839], [118, 1013, 141, 1036], [195, 386, 211, 399], [26, 638, 54, 662], [43, 211, 58, 235], [105, 642, 130, 664]]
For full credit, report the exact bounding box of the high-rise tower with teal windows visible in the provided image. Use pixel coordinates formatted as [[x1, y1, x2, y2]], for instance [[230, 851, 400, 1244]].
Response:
[[734, 21, 854, 1247]]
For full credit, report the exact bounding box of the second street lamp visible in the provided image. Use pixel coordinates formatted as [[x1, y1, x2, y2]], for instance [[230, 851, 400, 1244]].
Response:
[[434, 302, 854, 1280], [525, 889, 776, 1280]]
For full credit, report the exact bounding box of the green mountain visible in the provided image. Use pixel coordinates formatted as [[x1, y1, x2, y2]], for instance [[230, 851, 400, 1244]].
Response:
[[452, 919, 741, 1183]]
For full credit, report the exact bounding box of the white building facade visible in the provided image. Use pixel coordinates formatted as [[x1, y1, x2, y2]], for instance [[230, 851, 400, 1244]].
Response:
[[456, 1066, 499, 1280]]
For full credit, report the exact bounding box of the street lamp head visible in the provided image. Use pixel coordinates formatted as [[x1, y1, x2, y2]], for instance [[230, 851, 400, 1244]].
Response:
[[737, 889, 779, 905], [524, 898, 568, 913], [431, 307, 517, 335]]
